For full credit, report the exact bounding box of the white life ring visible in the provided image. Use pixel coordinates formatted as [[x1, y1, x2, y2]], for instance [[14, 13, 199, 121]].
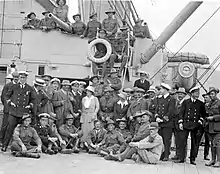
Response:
[[88, 38, 112, 63], [178, 62, 195, 78]]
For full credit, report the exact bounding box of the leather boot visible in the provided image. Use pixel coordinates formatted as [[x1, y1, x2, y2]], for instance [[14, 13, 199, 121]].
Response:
[[206, 147, 216, 166], [213, 147, 220, 168], [22, 152, 40, 159]]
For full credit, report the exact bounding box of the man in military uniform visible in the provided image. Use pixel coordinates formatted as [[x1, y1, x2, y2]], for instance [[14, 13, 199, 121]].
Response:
[[32, 78, 48, 125], [134, 70, 153, 92], [81, 12, 102, 39], [72, 13, 86, 36], [23, 12, 41, 29], [175, 86, 207, 165], [1, 71, 36, 152], [104, 68, 122, 92], [11, 113, 42, 158], [98, 86, 117, 126], [0, 72, 19, 146], [155, 83, 176, 161], [205, 87, 220, 167], [127, 88, 149, 135], [59, 114, 83, 153], [90, 75, 104, 99], [133, 19, 151, 39], [146, 86, 158, 121], [98, 119, 126, 157], [34, 113, 59, 155], [40, 11, 56, 32], [85, 120, 107, 154], [123, 88, 135, 104], [88, 29, 116, 77], [102, 8, 118, 42]]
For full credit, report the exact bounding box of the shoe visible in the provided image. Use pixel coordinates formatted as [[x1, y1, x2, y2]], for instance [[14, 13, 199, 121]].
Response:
[[88, 149, 97, 154], [190, 160, 196, 165], [174, 159, 185, 163], [162, 157, 169, 161], [205, 160, 216, 166], [1, 146, 7, 152], [98, 150, 109, 157], [204, 156, 210, 161], [171, 156, 179, 160], [104, 155, 117, 161], [213, 161, 220, 168], [72, 147, 80, 153], [60, 149, 73, 154], [46, 149, 55, 155]]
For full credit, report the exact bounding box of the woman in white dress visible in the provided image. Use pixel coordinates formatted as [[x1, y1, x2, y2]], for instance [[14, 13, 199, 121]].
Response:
[[80, 86, 100, 143]]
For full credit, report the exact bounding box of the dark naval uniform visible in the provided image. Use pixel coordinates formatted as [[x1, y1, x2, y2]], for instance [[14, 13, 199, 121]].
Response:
[[0, 81, 15, 143], [83, 20, 102, 38], [178, 98, 206, 162], [155, 94, 176, 159], [134, 79, 150, 92], [72, 21, 86, 35], [2, 83, 36, 148]]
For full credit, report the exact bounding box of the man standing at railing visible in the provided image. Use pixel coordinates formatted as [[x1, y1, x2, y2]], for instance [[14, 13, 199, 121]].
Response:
[[40, 11, 57, 32], [72, 13, 86, 36]]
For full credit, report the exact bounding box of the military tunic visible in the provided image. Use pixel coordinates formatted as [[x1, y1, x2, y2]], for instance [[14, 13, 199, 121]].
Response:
[[53, 5, 69, 22], [102, 17, 118, 40], [104, 77, 122, 91], [23, 19, 41, 29], [11, 124, 42, 152], [40, 18, 56, 30], [115, 128, 132, 143], [83, 20, 102, 38], [72, 21, 86, 35], [91, 83, 104, 98], [132, 122, 150, 142], [113, 100, 130, 122]]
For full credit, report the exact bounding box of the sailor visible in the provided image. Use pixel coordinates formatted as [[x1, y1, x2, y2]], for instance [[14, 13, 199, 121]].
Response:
[[0, 72, 19, 146], [205, 87, 220, 167], [127, 88, 149, 135], [32, 78, 48, 125], [88, 29, 116, 77], [53, 0, 69, 22], [98, 119, 126, 157], [72, 13, 86, 36], [114, 92, 130, 122], [102, 8, 118, 42], [34, 113, 59, 155], [175, 86, 207, 165], [1, 71, 36, 152], [52, 80, 75, 127], [105, 122, 163, 164], [81, 12, 102, 39], [11, 113, 42, 158], [134, 70, 153, 92], [23, 12, 41, 29], [146, 86, 158, 121], [133, 19, 151, 39], [50, 78, 60, 91], [155, 83, 176, 161], [85, 120, 107, 154], [90, 75, 104, 98], [40, 11, 57, 32], [98, 86, 116, 126], [59, 114, 83, 153], [104, 68, 122, 91]]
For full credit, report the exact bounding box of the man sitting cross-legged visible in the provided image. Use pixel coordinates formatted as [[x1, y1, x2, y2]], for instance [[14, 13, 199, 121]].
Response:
[[105, 122, 164, 164]]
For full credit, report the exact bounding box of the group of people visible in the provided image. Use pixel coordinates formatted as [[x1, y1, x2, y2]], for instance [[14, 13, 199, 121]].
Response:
[[0, 67, 220, 167]]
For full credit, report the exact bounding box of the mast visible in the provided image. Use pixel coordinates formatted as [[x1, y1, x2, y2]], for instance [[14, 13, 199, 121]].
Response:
[[140, 1, 203, 64]]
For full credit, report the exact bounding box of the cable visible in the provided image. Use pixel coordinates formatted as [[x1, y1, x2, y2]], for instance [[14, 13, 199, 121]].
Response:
[[150, 6, 220, 80]]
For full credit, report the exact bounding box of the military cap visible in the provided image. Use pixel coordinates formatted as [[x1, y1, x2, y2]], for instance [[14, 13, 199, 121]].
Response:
[[49, 112, 57, 121], [147, 86, 156, 94], [38, 113, 50, 119], [189, 86, 200, 93], [149, 122, 159, 129], [12, 71, 19, 77], [61, 80, 71, 86], [98, 28, 107, 34], [106, 119, 115, 125], [120, 25, 129, 31], [105, 8, 116, 14], [202, 93, 209, 98], [135, 18, 144, 23], [21, 113, 31, 121], [79, 81, 86, 86], [160, 83, 171, 91], [27, 12, 36, 19], [5, 74, 13, 79], [176, 87, 186, 95], [90, 75, 99, 82], [72, 13, 81, 20], [116, 117, 127, 123], [86, 86, 95, 93], [71, 80, 79, 86], [134, 88, 145, 93], [33, 78, 46, 87], [18, 71, 29, 76], [110, 68, 117, 74], [207, 87, 219, 95], [42, 11, 50, 16], [104, 86, 114, 92], [89, 12, 97, 19], [66, 114, 74, 120], [42, 74, 52, 79], [123, 88, 134, 93], [51, 78, 60, 84]]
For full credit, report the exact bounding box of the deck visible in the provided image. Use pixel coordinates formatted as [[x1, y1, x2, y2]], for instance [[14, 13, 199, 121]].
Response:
[[0, 149, 219, 174]]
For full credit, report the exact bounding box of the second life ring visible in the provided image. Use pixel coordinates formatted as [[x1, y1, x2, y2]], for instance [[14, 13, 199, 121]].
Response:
[[88, 38, 112, 64]]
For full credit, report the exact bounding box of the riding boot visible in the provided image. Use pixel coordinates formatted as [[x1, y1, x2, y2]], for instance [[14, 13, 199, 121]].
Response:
[[206, 147, 216, 166], [213, 147, 220, 168], [22, 152, 40, 159]]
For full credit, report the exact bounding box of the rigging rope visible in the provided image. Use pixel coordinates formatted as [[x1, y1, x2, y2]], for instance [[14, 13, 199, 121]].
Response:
[[150, 6, 220, 80]]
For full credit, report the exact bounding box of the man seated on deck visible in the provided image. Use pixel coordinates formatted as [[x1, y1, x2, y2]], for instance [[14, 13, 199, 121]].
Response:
[[88, 28, 116, 78], [23, 12, 41, 29], [97, 119, 126, 157], [11, 113, 42, 158], [59, 114, 83, 153], [85, 120, 107, 154], [105, 122, 163, 164]]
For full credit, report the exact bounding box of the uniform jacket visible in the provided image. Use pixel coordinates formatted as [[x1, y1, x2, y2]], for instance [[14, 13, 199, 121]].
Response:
[[1, 81, 14, 113], [133, 25, 151, 38], [134, 79, 150, 92], [5, 83, 36, 117], [40, 18, 56, 29], [91, 83, 104, 98], [206, 98, 220, 133], [53, 5, 69, 22], [102, 18, 118, 36], [179, 98, 207, 130], [148, 97, 158, 121], [24, 19, 41, 29], [155, 94, 176, 128], [99, 95, 116, 120], [59, 124, 83, 141], [127, 98, 148, 118], [71, 90, 83, 113], [34, 124, 56, 144], [83, 20, 102, 38], [113, 99, 130, 121], [115, 128, 132, 142], [13, 124, 41, 147], [104, 77, 122, 91], [132, 122, 150, 142], [41, 86, 55, 114], [72, 21, 86, 35], [137, 133, 164, 164], [86, 128, 107, 145]]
